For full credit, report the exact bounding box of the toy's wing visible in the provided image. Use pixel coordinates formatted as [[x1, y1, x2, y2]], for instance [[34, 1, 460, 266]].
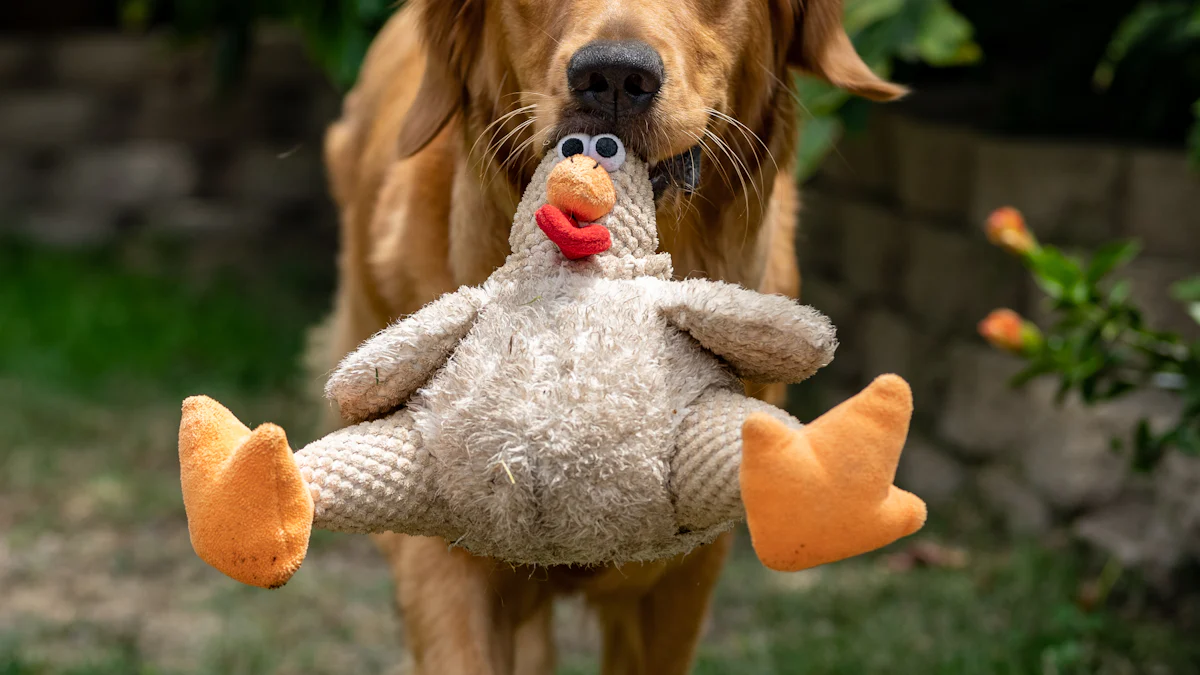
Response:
[[659, 279, 836, 383], [326, 286, 489, 423]]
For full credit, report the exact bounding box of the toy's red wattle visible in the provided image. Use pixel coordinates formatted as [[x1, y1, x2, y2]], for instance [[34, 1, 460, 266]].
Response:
[[536, 204, 612, 260]]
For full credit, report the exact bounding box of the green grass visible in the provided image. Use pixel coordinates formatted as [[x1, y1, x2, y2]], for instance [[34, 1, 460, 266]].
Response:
[[0, 239, 328, 398], [1, 241, 1198, 674]]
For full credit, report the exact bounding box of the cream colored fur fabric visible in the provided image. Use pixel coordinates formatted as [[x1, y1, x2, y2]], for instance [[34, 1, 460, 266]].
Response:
[[294, 152, 837, 566]]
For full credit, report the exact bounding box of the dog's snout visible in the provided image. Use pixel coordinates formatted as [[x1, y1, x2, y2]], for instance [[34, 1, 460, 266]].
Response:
[[567, 41, 664, 119]]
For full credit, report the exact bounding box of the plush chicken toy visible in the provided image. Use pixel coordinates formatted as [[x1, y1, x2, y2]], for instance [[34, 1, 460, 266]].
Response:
[[179, 133, 926, 589]]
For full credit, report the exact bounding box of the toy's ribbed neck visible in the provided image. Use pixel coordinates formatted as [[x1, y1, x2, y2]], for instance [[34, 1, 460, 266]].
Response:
[[491, 246, 673, 282]]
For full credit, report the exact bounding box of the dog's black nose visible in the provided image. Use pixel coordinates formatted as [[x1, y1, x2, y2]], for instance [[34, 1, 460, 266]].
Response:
[[567, 41, 664, 119]]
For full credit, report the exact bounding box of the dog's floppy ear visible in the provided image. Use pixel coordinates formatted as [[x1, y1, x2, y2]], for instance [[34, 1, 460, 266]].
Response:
[[397, 0, 486, 158], [782, 0, 907, 102]]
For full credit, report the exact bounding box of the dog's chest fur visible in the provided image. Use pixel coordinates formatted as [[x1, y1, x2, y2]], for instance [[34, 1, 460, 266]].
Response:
[[409, 270, 740, 564]]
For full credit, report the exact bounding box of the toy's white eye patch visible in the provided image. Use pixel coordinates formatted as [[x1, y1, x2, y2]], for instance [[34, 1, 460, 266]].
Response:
[[588, 134, 626, 172], [557, 133, 591, 160]]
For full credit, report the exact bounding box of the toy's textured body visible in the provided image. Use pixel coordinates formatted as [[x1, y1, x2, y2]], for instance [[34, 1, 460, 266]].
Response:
[[295, 152, 833, 565], [178, 137, 924, 589]]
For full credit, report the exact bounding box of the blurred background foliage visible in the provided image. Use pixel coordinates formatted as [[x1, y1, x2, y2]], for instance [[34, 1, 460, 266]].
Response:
[[107, 0, 1200, 177]]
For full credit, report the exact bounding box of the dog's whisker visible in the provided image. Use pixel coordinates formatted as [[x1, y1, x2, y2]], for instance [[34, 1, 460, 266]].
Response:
[[705, 107, 779, 177], [703, 127, 758, 219], [686, 130, 735, 196], [475, 107, 539, 177], [704, 127, 763, 239], [470, 103, 538, 167], [482, 116, 539, 191]]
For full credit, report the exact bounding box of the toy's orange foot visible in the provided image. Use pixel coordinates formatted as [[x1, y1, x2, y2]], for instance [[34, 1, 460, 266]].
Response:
[[179, 396, 314, 588], [740, 375, 927, 572]]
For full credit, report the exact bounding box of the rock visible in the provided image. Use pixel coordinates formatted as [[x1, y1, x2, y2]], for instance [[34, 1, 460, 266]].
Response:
[[50, 35, 155, 86], [1122, 256, 1200, 341], [818, 113, 896, 196], [0, 91, 98, 147], [1074, 494, 1157, 567], [18, 207, 118, 248], [859, 308, 915, 380], [799, 278, 860, 385], [0, 39, 33, 83], [938, 344, 1043, 459], [1123, 149, 1200, 259], [146, 199, 256, 237], [896, 437, 966, 506], [902, 223, 1025, 334], [797, 187, 843, 280], [53, 142, 198, 208], [1021, 391, 1150, 512], [971, 139, 1124, 246], [977, 465, 1052, 535], [222, 145, 327, 205], [892, 116, 978, 219], [0, 155, 31, 209], [245, 26, 323, 86], [1153, 452, 1200, 564], [840, 201, 907, 300]]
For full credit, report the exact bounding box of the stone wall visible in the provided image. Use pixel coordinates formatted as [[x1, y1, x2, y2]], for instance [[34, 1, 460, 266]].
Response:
[[0, 29, 338, 261], [801, 110, 1200, 583]]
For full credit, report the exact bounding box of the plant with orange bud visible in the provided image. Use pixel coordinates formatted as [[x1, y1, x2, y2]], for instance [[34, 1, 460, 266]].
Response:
[[978, 309, 1042, 356], [980, 207, 1200, 471]]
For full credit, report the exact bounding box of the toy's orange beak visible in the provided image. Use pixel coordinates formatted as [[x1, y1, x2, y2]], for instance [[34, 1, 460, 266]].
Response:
[[538, 155, 615, 259]]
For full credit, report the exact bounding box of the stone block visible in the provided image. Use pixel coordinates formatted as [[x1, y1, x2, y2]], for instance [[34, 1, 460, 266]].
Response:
[[892, 116, 978, 219], [1074, 495, 1157, 567], [1022, 392, 1142, 512], [146, 199, 260, 237], [1123, 149, 1200, 258], [859, 308, 914, 380], [135, 84, 255, 144], [1153, 452, 1200, 563], [938, 343, 1044, 459], [797, 188, 843, 279], [800, 277, 861, 384], [0, 40, 34, 83], [1123, 256, 1200, 340], [977, 465, 1052, 535], [245, 26, 324, 86], [840, 201, 907, 300], [0, 155, 31, 209], [53, 142, 198, 208], [18, 207, 118, 248], [0, 92, 98, 147], [896, 436, 966, 506], [857, 309, 946, 412], [51, 35, 155, 86], [902, 223, 1025, 334], [818, 113, 896, 196], [222, 145, 327, 205], [971, 139, 1124, 246]]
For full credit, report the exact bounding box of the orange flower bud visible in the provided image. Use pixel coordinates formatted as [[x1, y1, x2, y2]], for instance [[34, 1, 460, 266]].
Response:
[[985, 207, 1037, 255], [978, 309, 1042, 354]]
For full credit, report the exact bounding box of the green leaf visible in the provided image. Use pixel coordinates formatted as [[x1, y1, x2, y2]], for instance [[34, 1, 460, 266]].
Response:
[[1188, 303, 1200, 327], [843, 0, 905, 34], [1108, 280, 1133, 304], [1132, 419, 1165, 472], [1171, 276, 1200, 302], [1087, 240, 1141, 283], [1029, 247, 1085, 302], [915, 1, 982, 67], [795, 114, 844, 182], [1095, 3, 1192, 89]]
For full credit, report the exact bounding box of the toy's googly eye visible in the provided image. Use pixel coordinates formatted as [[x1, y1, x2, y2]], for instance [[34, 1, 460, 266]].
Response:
[[557, 133, 591, 160], [587, 134, 626, 172]]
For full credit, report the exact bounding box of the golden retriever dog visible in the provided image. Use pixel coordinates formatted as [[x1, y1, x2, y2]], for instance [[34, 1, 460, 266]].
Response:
[[318, 1, 902, 672]]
